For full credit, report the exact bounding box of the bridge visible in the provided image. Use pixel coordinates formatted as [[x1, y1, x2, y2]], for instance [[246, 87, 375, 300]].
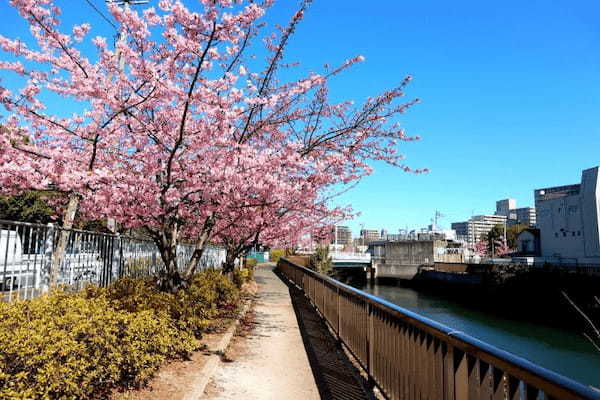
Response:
[[329, 251, 371, 267]]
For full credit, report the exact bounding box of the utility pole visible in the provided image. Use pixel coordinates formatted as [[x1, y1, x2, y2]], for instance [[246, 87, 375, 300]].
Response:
[[334, 225, 337, 248], [360, 222, 365, 247], [503, 220, 507, 251], [105, 0, 148, 233]]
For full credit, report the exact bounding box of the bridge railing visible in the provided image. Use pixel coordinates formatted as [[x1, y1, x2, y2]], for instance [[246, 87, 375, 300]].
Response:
[[278, 257, 600, 400], [329, 251, 371, 262]]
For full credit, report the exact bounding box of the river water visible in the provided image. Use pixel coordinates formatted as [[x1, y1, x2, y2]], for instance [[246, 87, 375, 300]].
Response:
[[353, 281, 600, 388]]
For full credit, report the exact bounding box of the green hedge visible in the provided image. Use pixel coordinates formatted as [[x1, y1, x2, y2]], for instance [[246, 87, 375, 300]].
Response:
[[0, 270, 240, 400]]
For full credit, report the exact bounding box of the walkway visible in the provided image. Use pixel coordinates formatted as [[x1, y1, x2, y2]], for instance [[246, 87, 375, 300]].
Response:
[[203, 264, 371, 400]]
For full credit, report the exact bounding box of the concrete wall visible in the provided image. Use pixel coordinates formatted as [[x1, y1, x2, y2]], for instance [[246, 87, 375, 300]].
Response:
[[537, 191, 585, 259], [582, 167, 600, 259], [386, 240, 436, 265], [373, 240, 456, 280], [536, 167, 600, 263]]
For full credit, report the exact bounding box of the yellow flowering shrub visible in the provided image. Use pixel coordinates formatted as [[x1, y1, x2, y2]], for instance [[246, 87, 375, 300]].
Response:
[[269, 249, 286, 263], [0, 269, 241, 399], [0, 291, 197, 399]]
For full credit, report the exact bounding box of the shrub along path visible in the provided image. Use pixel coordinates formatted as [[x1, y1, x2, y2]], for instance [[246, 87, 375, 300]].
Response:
[[203, 263, 372, 400]]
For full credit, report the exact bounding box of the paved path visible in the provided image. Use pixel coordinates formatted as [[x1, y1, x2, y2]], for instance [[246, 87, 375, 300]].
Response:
[[204, 264, 321, 399]]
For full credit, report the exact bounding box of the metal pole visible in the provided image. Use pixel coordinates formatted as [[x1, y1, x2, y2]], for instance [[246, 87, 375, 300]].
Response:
[[105, 0, 148, 233], [41, 223, 55, 293]]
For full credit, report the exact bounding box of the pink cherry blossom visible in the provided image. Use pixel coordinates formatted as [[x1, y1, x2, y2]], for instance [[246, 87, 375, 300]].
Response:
[[0, 0, 424, 289]]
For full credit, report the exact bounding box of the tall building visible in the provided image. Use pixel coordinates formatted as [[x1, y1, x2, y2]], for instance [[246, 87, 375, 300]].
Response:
[[332, 225, 352, 247], [495, 198, 536, 227], [359, 229, 381, 244], [496, 199, 516, 218], [515, 207, 536, 227], [534, 166, 600, 264], [451, 214, 508, 247]]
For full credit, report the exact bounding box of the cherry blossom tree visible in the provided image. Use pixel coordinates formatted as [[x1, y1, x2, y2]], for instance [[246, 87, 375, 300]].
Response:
[[0, 0, 425, 291], [493, 237, 512, 257], [473, 240, 488, 257]]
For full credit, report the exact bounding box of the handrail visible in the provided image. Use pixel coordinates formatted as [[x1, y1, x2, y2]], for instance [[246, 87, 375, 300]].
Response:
[[278, 257, 600, 400]]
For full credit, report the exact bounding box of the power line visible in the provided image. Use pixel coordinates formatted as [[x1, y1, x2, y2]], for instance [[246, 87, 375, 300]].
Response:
[[82, 0, 118, 30]]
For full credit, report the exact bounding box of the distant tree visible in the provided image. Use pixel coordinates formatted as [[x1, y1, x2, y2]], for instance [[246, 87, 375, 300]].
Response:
[[506, 224, 528, 248], [493, 237, 511, 257], [309, 245, 332, 275], [0, 192, 57, 224], [485, 223, 526, 255]]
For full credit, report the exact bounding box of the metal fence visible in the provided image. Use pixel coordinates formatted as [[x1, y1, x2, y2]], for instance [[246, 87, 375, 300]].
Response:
[[0, 219, 225, 302], [278, 258, 600, 400]]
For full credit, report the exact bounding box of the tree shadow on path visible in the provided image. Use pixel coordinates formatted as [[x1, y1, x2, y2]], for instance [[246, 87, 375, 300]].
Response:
[[273, 268, 374, 400]]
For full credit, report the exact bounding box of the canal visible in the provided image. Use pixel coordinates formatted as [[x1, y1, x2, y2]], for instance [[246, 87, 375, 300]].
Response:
[[353, 281, 600, 389]]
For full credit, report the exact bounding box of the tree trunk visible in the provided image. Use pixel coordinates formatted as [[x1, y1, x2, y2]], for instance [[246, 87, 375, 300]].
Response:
[[221, 251, 237, 276], [183, 215, 215, 281], [156, 245, 185, 292], [49, 193, 79, 290], [155, 227, 186, 293]]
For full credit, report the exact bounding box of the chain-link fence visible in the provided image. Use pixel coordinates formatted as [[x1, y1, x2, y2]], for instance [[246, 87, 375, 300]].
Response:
[[0, 219, 225, 301]]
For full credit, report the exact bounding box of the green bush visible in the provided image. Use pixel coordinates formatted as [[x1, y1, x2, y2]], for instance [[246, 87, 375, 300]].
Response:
[[0, 269, 241, 399], [309, 245, 332, 275]]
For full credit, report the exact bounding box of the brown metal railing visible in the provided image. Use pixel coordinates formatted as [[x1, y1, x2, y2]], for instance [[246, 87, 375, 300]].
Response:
[[278, 258, 600, 400]]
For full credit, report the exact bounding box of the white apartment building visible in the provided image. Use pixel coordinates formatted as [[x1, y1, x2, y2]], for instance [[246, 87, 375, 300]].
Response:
[[451, 214, 508, 247], [534, 166, 600, 264], [332, 225, 353, 247], [359, 229, 381, 244], [495, 198, 536, 227]]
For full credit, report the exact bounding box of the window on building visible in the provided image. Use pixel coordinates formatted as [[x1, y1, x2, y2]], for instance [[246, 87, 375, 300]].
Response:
[[563, 232, 567, 237], [568, 205, 578, 214], [572, 232, 575, 236], [577, 231, 581, 236], [555, 233, 559, 238]]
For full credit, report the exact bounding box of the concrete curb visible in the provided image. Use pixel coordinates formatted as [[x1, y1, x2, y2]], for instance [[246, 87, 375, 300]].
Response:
[[183, 300, 253, 400]]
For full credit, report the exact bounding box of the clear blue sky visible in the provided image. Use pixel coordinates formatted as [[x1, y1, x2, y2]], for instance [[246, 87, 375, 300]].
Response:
[[1, 1, 599, 236]]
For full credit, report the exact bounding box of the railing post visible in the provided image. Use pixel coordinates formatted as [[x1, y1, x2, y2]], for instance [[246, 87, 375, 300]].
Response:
[[111, 233, 121, 284], [40, 223, 55, 293], [367, 301, 375, 388], [337, 286, 341, 338]]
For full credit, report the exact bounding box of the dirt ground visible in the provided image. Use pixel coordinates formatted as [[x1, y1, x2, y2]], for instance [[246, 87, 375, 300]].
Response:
[[111, 280, 258, 400], [202, 264, 321, 400]]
